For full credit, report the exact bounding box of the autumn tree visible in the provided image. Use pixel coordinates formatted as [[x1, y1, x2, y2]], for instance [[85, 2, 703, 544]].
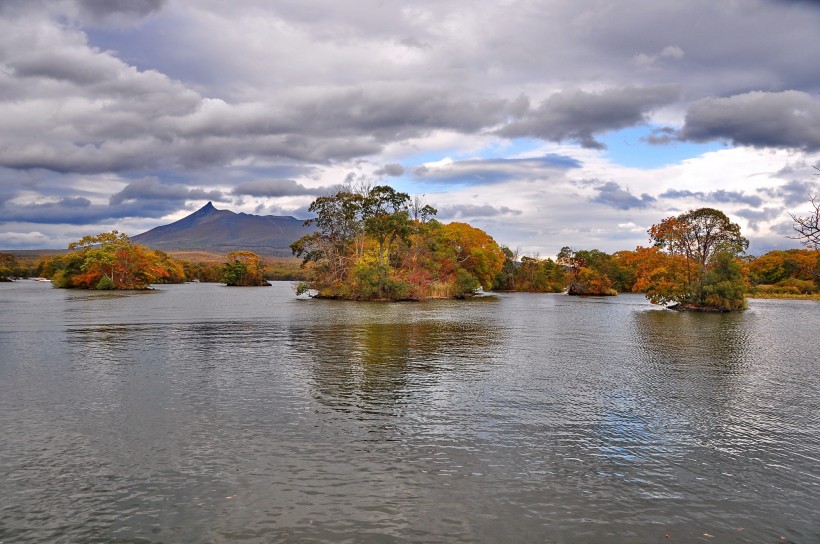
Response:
[[0, 253, 18, 281], [442, 222, 505, 291], [747, 249, 819, 294], [53, 231, 184, 289], [648, 208, 748, 310], [222, 251, 268, 286], [627, 246, 691, 306]]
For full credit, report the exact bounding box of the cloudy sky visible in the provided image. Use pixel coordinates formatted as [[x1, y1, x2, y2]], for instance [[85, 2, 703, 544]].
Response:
[[1, 0, 819, 256]]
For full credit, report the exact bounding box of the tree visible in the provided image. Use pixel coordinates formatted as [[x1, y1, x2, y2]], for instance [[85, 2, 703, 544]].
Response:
[[648, 208, 748, 309], [790, 195, 820, 249], [52, 231, 184, 289], [291, 184, 510, 300], [291, 190, 365, 286], [222, 251, 268, 286], [0, 253, 18, 281], [628, 246, 691, 306], [361, 185, 413, 295], [441, 222, 505, 290]]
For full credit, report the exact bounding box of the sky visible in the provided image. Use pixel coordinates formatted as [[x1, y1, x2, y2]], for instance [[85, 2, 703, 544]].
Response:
[[1, 0, 820, 257]]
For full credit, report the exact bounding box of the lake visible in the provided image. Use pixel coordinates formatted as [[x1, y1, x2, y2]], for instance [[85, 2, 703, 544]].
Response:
[[1, 281, 818, 543]]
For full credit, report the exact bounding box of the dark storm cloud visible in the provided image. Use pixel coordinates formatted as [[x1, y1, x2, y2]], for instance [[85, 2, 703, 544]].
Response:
[[109, 178, 223, 205], [499, 86, 680, 149], [591, 182, 655, 210], [660, 189, 763, 207], [231, 179, 327, 198], [0, 198, 179, 225], [77, 0, 167, 21], [680, 91, 820, 151], [413, 155, 582, 185]]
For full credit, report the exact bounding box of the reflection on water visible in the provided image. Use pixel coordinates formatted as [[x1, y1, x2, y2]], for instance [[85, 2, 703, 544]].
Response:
[[632, 309, 753, 372], [294, 319, 500, 415], [1, 283, 819, 543]]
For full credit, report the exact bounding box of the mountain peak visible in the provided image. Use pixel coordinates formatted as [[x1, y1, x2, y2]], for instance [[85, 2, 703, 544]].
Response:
[[131, 202, 312, 256]]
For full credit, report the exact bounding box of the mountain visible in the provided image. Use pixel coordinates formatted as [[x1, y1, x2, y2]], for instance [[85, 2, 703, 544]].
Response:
[[131, 202, 312, 256]]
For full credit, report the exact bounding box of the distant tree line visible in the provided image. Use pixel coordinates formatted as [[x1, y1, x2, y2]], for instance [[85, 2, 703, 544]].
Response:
[[495, 207, 819, 310], [9, 190, 817, 306]]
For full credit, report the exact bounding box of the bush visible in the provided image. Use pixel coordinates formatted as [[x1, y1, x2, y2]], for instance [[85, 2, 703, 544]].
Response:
[[96, 276, 116, 290], [452, 269, 480, 298], [777, 278, 817, 294]]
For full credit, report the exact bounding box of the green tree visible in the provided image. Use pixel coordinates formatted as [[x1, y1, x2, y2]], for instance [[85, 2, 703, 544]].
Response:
[[361, 185, 413, 295], [291, 190, 365, 285]]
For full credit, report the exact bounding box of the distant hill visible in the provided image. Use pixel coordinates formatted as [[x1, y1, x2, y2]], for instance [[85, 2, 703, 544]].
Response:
[[131, 202, 312, 257]]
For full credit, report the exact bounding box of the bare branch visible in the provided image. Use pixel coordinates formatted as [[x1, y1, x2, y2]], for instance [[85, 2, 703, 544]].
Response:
[[789, 194, 820, 248]]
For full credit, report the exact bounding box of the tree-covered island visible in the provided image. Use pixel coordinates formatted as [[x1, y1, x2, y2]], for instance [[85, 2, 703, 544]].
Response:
[[44, 231, 186, 289], [291, 185, 505, 300], [39, 232, 273, 289]]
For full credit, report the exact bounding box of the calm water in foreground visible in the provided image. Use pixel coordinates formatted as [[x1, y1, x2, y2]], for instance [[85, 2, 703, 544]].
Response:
[[1, 281, 819, 543]]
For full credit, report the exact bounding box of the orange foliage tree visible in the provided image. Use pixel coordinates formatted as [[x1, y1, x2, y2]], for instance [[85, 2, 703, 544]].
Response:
[[648, 208, 748, 309], [53, 231, 184, 289]]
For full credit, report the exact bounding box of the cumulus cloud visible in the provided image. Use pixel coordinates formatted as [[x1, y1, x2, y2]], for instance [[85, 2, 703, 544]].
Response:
[[499, 86, 680, 149], [3, 0, 820, 252], [735, 207, 785, 231], [0, 231, 51, 248], [591, 182, 656, 210], [76, 0, 167, 22], [759, 179, 820, 206]]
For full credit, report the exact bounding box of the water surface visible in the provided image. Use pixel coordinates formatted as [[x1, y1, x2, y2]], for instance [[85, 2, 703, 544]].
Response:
[[1, 281, 818, 543]]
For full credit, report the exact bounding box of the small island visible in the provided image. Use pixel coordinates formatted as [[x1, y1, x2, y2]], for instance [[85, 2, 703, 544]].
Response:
[[291, 185, 505, 300], [43, 231, 185, 290], [38, 231, 272, 290]]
